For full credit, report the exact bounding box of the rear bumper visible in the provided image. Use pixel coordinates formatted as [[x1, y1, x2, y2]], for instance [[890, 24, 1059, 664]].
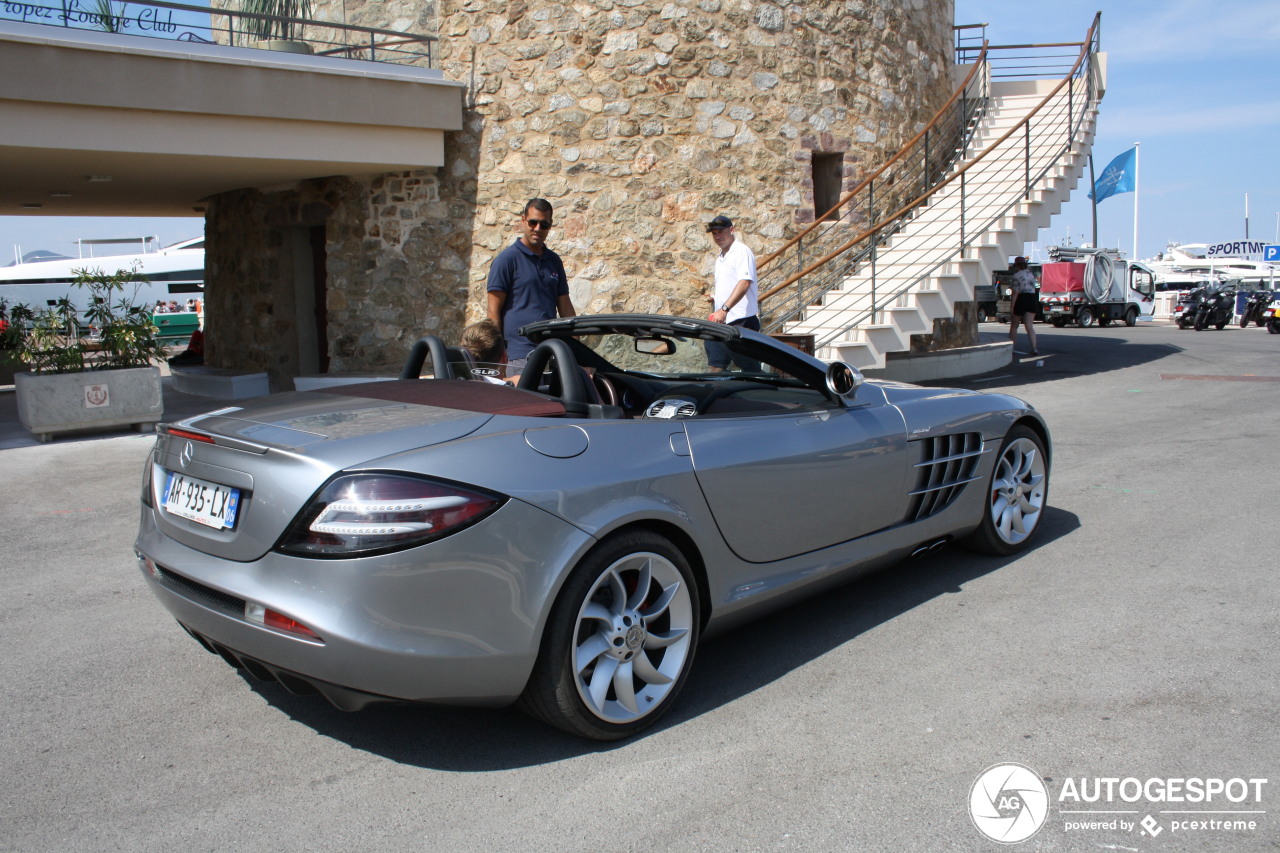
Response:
[[135, 499, 595, 707]]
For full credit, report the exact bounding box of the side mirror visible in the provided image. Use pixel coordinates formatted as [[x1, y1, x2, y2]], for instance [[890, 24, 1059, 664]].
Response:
[[826, 362, 863, 399]]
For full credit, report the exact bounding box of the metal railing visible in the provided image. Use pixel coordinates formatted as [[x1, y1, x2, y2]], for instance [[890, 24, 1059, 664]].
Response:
[[756, 42, 991, 332], [0, 0, 436, 66], [759, 14, 1103, 350]]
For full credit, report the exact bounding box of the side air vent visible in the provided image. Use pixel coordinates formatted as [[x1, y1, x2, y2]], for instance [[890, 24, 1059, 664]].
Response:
[[645, 398, 698, 419], [906, 432, 985, 522]]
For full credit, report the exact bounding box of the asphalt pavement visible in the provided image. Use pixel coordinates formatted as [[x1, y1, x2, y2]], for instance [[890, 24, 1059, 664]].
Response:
[[1, 319, 1276, 852]]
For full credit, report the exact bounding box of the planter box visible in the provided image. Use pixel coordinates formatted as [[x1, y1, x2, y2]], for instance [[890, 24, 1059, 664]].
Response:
[[15, 366, 163, 442]]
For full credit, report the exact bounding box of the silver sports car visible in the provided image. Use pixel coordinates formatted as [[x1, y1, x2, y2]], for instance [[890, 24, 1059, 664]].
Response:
[[135, 314, 1049, 740]]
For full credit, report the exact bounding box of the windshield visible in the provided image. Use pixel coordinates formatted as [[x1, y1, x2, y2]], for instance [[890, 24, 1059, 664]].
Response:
[[579, 331, 806, 381]]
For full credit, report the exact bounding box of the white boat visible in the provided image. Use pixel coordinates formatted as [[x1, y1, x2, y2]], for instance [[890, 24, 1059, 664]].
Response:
[[1143, 241, 1278, 291], [1, 236, 204, 310]]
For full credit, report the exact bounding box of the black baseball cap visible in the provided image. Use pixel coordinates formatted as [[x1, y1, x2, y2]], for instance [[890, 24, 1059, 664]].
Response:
[[706, 215, 733, 231]]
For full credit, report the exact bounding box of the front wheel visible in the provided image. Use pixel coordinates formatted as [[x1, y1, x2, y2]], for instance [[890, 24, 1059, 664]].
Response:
[[963, 425, 1049, 556], [1269, 318, 1280, 335], [1240, 311, 1251, 328], [518, 530, 700, 740], [1194, 312, 1208, 331], [1077, 307, 1096, 328], [1125, 308, 1139, 327]]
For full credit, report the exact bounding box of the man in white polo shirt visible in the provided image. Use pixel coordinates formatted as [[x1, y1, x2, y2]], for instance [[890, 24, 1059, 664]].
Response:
[[704, 214, 762, 372]]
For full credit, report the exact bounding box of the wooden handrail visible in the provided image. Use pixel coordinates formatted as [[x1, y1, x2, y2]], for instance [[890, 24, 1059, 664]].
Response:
[[757, 42, 989, 270], [759, 13, 1100, 303]]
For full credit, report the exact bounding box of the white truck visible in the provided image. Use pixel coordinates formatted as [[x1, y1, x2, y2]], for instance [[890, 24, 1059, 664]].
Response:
[[1038, 246, 1157, 328]]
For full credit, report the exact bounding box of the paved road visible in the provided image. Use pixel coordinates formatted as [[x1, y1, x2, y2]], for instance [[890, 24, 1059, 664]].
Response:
[[1, 321, 1276, 852]]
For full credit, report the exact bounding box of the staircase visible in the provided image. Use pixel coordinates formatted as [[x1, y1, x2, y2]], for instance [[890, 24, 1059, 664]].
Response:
[[760, 16, 1104, 369]]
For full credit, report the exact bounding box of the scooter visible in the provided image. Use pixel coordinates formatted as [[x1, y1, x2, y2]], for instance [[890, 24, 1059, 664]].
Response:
[[1193, 286, 1236, 330], [1238, 290, 1273, 328], [1174, 288, 1206, 330]]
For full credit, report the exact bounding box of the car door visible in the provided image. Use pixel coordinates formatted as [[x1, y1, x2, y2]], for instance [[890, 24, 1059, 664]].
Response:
[[682, 386, 909, 563]]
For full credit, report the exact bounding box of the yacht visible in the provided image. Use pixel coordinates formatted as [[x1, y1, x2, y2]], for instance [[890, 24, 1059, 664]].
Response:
[[1143, 241, 1277, 291], [1, 236, 204, 310]]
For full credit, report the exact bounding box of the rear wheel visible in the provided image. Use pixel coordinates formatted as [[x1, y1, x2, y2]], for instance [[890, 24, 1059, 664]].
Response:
[[963, 425, 1049, 556], [518, 530, 700, 740], [1076, 307, 1096, 328], [1215, 319, 1228, 330]]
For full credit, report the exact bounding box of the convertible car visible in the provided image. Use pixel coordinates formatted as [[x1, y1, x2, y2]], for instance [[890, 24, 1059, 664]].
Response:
[[135, 314, 1049, 740]]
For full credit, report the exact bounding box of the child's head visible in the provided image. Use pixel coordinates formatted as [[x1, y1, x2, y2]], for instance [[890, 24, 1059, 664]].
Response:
[[461, 320, 504, 363]]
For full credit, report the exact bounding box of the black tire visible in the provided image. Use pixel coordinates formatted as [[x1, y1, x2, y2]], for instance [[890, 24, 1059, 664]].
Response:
[[1076, 307, 1096, 328], [1051, 318, 1067, 328], [1177, 317, 1191, 330], [518, 530, 700, 740], [1125, 308, 1138, 327], [1216, 320, 1227, 331], [1194, 312, 1208, 331], [1269, 319, 1280, 335], [962, 424, 1049, 557], [1239, 312, 1250, 328]]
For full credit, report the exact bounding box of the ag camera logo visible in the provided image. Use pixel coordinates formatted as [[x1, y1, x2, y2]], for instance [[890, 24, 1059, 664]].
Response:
[[970, 763, 1050, 843]]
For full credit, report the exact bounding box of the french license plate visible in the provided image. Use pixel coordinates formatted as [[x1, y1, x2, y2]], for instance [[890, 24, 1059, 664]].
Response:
[[162, 471, 240, 530]]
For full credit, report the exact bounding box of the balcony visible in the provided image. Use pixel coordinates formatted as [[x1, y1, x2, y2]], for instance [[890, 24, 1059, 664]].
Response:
[[0, 1, 463, 216]]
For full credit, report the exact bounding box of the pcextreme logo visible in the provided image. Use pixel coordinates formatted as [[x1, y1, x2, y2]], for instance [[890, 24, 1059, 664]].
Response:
[[969, 764, 1269, 844]]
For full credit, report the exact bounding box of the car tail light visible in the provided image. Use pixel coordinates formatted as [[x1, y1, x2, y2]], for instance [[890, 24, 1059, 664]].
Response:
[[275, 473, 504, 557]]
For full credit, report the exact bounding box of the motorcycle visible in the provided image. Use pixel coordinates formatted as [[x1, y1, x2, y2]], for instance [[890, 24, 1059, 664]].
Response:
[[1174, 287, 1207, 330], [1239, 290, 1274, 328], [1193, 286, 1236, 330], [1264, 298, 1280, 335]]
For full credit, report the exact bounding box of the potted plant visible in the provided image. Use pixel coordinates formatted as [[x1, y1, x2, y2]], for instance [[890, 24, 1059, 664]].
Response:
[[11, 267, 166, 442], [241, 0, 315, 54]]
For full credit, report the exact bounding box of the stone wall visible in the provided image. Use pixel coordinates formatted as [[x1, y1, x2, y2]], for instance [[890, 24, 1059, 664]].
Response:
[[204, 169, 473, 390], [435, 0, 957, 322], [205, 0, 958, 380]]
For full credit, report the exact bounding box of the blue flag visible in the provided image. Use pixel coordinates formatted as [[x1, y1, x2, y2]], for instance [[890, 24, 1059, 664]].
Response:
[[1089, 147, 1137, 203]]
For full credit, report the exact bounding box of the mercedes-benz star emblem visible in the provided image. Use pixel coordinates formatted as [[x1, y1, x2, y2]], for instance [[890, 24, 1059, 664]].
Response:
[[179, 440, 195, 470]]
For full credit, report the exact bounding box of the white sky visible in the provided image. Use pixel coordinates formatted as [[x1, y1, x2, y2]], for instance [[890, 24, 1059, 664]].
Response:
[[3, 2, 1278, 263]]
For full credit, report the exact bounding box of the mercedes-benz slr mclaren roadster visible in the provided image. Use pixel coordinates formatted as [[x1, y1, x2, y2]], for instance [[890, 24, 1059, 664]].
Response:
[[135, 314, 1050, 740]]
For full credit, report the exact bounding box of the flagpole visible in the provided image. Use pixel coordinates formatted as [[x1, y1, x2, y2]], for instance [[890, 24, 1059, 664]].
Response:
[[1088, 154, 1097, 247], [1132, 142, 1140, 258]]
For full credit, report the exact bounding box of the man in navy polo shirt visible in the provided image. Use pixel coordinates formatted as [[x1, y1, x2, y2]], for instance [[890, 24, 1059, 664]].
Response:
[[486, 198, 577, 371]]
